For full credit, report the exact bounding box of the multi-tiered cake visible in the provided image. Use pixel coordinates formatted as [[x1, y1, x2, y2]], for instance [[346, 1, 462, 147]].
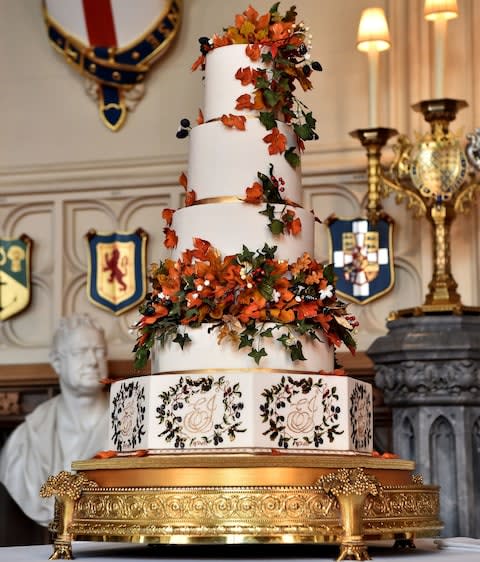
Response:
[[109, 4, 373, 455]]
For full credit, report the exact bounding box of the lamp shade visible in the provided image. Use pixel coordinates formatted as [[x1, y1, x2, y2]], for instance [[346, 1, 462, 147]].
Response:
[[357, 7, 391, 52], [424, 0, 459, 21]]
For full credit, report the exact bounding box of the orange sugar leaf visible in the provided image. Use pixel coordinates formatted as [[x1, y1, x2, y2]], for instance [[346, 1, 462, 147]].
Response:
[[235, 93, 253, 110], [179, 172, 188, 190], [244, 5, 259, 23], [245, 43, 261, 61], [263, 127, 287, 155], [197, 108, 204, 125], [235, 66, 257, 86], [221, 114, 247, 130], [244, 181, 264, 204], [163, 227, 178, 249], [162, 208, 176, 226], [185, 189, 197, 207], [191, 54, 205, 72]]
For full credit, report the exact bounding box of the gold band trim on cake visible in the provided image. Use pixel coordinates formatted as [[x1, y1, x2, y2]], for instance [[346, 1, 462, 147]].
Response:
[[152, 367, 327, 376], [190, 196, 303, 208]]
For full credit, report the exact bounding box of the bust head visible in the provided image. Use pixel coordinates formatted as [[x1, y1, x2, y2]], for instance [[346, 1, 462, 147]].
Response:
[[49, 314, 108, 397]]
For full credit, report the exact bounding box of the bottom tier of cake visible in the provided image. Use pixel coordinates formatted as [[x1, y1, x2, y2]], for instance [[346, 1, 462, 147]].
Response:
[[109, 373, 373, 454]]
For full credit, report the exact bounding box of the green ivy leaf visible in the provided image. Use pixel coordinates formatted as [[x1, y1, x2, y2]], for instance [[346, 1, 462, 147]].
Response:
[[239, 334, 254, 349], [269, 2, 281, 14], [263, 89, 280, 108], [284, 147, 300, 168], [237, 245, 255, 262], [294, 123, 315, 141], [260, 327, 274, 337], [261, 244, 277, 259], [248, 347, 268, 364], [323, 263, 335, 284], [259, 278, 274, 301], [304, 111, 317, 130], [259, 111, 277, 130], [269, 219, 284, 235], [290, 341, 306, 362], [259, 203, 275, 220], [172, 332, 192, 349]]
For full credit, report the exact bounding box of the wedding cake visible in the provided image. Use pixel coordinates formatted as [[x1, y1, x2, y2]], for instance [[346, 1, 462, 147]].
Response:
[[108, 4, 373, 455]]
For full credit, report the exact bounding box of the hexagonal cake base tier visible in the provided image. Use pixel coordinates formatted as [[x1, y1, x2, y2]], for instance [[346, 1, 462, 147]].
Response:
[[109, 373, 373, 454]]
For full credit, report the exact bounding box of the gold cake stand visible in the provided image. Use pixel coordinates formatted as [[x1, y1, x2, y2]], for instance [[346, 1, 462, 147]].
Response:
[[41, 454, 442, 561]]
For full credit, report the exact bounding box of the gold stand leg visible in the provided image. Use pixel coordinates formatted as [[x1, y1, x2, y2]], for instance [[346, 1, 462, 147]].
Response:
[[336, 494, 370, 561]]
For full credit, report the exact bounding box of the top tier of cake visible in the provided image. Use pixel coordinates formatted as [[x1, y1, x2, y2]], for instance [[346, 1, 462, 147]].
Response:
[[203, 44, 270, 121]]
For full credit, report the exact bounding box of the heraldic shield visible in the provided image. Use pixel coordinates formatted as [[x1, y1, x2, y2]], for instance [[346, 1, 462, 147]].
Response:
[[0, 235, 33, 321], [43, 0, 183, 130], [326, 215, 395, 305], [86, 229, 148, 315]]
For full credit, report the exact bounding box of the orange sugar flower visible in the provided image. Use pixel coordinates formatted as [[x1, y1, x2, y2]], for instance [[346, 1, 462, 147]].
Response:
[[162, 208, 175, 227], [191, 238, 212, 260], [163, 227, 178, 249], [263, 127, 287, 155], [212, 34, 232, 48], [221, 114, 247, 130], [197, 108, 204, 125], [244, 181, 264, 204], [296, 300, 318, 320], [270, 21, 293, 41], [290, 253, 312, 275]]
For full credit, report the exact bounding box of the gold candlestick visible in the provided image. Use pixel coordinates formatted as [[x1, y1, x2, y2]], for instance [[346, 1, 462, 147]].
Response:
[[380, 98, 480, 316]]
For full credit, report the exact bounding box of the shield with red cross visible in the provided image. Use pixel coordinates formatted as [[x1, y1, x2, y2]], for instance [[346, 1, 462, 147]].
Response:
[[43, 0, 183, 130]]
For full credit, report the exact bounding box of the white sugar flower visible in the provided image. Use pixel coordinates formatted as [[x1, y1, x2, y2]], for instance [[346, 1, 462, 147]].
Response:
[[204, 279, 210, 286], [196, 284, 204, 292], [320, 284, 334, 300], [272, 290, 281, 303]]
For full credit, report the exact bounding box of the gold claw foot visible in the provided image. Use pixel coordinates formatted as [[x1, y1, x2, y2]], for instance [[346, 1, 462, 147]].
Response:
[[337, 543, 371, 561], [393, 538, 416, 550], [49, 540, 73, 560]]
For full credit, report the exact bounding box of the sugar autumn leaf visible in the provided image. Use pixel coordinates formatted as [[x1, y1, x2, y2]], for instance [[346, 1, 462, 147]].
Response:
[[236, 94, 253, 111], [244, 181, 264, 204], [191, 54, 205, 71], [179, 172, 188, 189], [283, 210, 302, 235], [263, 127, 287, 155], [221, 114, 247, 130], [245, 43, 261, 61], [235, 67, 258, 86], [163, 227, 178, 249], [162, 208, 176, 226], [185, 189, 197, 207]]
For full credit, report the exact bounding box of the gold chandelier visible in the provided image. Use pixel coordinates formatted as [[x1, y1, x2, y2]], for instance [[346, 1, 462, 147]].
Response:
[[351, 0, 480, 316]]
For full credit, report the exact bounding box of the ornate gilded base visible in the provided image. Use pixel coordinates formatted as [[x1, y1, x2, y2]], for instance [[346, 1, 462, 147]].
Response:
[[41, 455, 442, 561]]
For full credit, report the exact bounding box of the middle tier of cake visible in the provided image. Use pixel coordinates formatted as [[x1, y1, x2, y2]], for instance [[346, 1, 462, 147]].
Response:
[[171, 202, 314, 262]]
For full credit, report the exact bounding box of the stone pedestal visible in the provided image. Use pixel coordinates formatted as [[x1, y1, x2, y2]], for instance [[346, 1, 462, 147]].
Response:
[[367, 315, 480, 538]]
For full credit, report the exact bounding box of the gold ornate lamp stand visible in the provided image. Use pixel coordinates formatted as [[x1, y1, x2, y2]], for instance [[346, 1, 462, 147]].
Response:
[[354, 99, 480, 316], [41, 455, 442, 561]]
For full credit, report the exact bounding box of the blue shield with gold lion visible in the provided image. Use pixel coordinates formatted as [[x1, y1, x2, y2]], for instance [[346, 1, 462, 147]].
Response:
[[86, 229, 148, 315]]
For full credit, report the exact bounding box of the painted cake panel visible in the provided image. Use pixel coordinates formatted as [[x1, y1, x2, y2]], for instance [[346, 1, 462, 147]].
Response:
[[109, 374, 373, 455]]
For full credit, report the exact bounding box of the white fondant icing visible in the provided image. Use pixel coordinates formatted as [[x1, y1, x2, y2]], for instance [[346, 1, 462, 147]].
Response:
[[203, 44, 270, 121], [152, 323, 334, 373], [109, 373, 373, 454], [171, 203, 315, 262], [188, 120, 302, 202]]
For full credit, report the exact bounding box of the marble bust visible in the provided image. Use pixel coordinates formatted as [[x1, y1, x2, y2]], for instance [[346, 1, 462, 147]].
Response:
[[0, 314, 109, 527]]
